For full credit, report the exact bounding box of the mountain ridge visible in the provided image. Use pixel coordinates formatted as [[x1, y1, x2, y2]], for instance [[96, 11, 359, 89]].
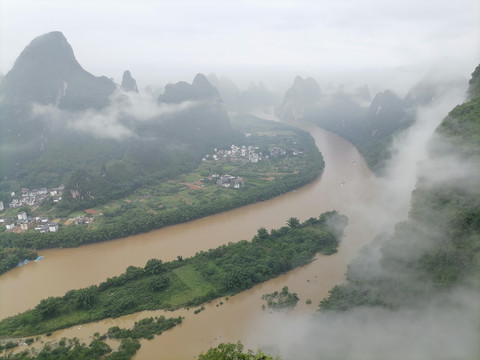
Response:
[[0, 32, 238, 207], [0, 31, 115, 111]]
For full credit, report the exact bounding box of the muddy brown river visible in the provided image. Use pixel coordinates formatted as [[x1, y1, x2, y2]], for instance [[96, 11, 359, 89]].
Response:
[[0, 123, 402, 359]]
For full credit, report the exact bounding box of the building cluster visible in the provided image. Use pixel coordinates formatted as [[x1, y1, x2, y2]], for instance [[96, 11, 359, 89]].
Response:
[[0, 211, 58, 233], [200, 144, 304, 190], [203, 144, 303, 165], [203, 145, 263, 164], [208, 174, 245, 189], [64, 215, 95, 226], [7, 186, 64, 209]]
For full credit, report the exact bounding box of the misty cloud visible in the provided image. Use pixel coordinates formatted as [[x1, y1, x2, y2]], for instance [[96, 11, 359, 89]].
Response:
[[31, 89, 198, 139], [367, 78, 468, 228], [241, 68, 478, 360], [1, 0, 478, 89], [248, 290, 479, 360]]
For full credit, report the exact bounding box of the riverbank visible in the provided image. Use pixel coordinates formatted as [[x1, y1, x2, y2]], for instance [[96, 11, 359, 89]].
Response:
[[0, 118, 323, 275], [0, 125, 377, 319], [0, 123, 386, 359], [0, 213, 344, 338]]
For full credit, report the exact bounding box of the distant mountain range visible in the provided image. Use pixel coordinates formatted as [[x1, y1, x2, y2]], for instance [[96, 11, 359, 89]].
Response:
[[207, 74, 279, 113], [0, 31, 239, 206], [276, 74, 465, 172], [0, 31, 115, 111]]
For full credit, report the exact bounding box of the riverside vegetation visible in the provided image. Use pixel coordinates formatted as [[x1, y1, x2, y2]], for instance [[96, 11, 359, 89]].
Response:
[[0, 339, 277, 360], [0, 212, 346, 338], [0, 117, 324, 275], [261, 286, 299, 311], [0, 316, 182, 360]]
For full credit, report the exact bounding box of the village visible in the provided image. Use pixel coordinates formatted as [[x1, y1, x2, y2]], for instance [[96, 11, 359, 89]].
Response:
[[0, 144, 305, 232], [202, 144, 303, 189], [5, 186, 64, 209], [0, 210, 58, 233], [0, 186, 64, 233], [1, 184, 97, 233]]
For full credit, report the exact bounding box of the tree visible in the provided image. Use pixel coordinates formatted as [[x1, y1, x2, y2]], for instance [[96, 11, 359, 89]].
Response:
[[286, 217, 300, 228], [74, 286, 97, 309], [256, 227, 269, 240], [144, 258, 165, 275], [125, 265, 144, 280], [88, 339, 112, 357], [150, 275, 170, 291], [36, 297, 60, 317], [198, 342, 277, 360]]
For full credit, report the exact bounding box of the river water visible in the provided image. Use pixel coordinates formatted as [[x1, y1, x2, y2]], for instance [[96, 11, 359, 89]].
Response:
[[1, 123, 390, 359]]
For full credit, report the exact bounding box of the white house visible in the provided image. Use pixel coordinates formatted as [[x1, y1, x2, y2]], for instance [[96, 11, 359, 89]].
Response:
[[48, 223, 59, 232], [17, 211, 27, 220]]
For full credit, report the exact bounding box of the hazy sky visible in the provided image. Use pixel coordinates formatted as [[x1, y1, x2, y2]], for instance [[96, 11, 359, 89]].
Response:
[[1, 0, 479, 91]]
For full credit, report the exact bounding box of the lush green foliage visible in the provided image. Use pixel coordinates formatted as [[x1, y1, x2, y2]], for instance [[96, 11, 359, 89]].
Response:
[[198, 342, 278, 360], [262, 286, 299, 310], [0, 248, 37, 274], [0, 212, 345, 337], [468, 64, 480, 99], [438, 97, 480, 153], [0, 337, 140, 360], [0, 315, 181, 359], [107, 316, 182, 340]]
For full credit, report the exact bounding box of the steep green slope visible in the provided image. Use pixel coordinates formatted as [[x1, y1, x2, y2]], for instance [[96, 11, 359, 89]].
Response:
[[320, 65, 480, 311]]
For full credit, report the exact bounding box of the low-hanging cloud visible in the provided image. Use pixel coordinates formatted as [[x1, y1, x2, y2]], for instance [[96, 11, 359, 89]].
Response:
[[247, 289, 479, 360], [243, 77, 480, 359], [31, 89, 198, 139], [359, 78, 468, 234]]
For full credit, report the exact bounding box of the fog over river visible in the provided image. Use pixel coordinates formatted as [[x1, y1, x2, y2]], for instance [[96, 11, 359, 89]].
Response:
[[0, 120, 416, 359]]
